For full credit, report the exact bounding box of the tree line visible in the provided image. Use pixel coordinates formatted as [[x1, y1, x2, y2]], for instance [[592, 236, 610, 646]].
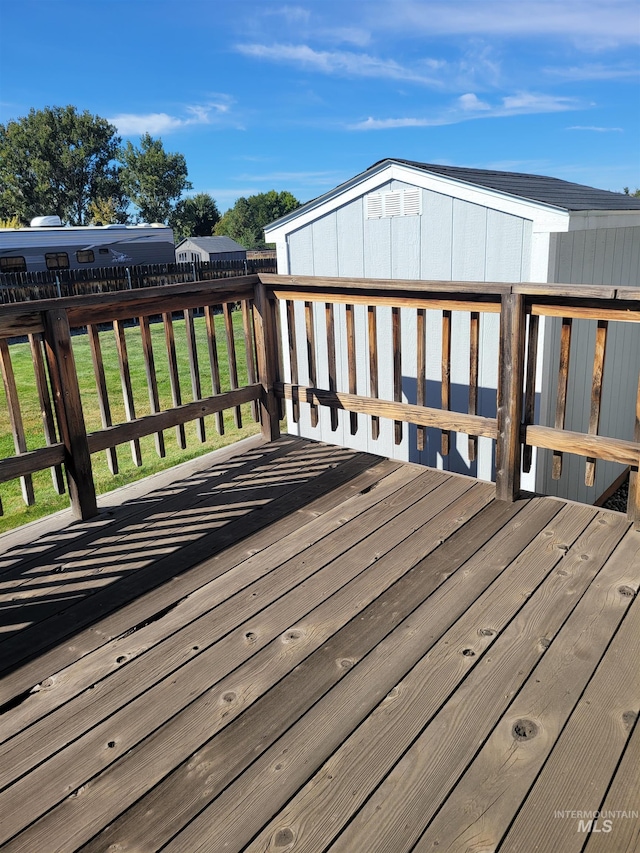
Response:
[[0, 105, 300, 247]]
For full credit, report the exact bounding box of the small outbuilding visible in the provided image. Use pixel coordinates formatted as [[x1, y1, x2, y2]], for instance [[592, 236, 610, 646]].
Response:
[[175, 236, 247, 264], [265, 158, 640, 505]]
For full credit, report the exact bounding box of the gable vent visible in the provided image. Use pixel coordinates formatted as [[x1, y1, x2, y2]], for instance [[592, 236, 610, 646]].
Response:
[[365, 189, 422, 219]]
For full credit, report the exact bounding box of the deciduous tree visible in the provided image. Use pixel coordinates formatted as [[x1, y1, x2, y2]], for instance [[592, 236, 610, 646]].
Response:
[[170, 193, 220, 240], [118, 133, 192, 223], [214, 190, 299, 249], [0, 106, 121, 225]]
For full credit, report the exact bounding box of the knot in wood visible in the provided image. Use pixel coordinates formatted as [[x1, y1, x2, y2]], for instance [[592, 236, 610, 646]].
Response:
[[478, 628, 495, 637], [245, 631, 257, 643], [274, 827, 295, 847], [539, 637, 551, 649], [622, 710, 637, 731], [462, 648, 475, 656], [512, 719, 538, 741], [618, 585, 636, 598]]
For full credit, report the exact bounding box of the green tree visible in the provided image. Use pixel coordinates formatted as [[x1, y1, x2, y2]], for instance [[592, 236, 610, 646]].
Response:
[[623, 187, 640, 197], [214, 190, 300, 249], [87, 194, 130, 225], [119, 133, 192, 223], [170, 193, 220, 241], [0, 105, 121, 225]]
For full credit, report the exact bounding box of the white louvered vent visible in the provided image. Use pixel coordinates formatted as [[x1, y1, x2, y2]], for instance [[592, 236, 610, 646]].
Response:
[[365, 189, 422, 219], [366, 194, 384, 218]]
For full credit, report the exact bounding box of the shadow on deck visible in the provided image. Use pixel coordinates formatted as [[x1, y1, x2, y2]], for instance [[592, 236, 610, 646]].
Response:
[[0, 437, 639, 853]]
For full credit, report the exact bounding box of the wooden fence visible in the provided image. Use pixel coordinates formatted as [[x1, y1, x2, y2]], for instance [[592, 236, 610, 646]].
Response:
[[0, 258, 277, 303], [0, 273, 638, 525]]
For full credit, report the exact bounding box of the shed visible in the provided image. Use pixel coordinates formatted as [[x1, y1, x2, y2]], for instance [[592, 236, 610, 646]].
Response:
[[175, 236, 247, 264], [264, 159, 640, 504]]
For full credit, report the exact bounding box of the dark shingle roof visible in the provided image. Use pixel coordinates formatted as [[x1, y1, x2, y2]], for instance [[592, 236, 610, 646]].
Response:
[[178, 236, 246, 253], [379, 160, 640, 211]]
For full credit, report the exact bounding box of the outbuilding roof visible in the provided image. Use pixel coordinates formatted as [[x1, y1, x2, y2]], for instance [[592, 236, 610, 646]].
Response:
[[382, 160, 640, 212], [175, 236, 246, 253]]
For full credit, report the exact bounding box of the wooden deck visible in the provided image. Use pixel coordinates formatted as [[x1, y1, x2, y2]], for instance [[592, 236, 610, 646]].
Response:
[[0, 437, 639, 853]]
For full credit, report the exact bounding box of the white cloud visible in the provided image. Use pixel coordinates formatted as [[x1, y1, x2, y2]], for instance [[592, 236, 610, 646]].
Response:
[[567, 125, 624, 132], [458, 93, 491, 111], [377, 0, 640, 46], [349, 91, 581, 130], [545, 63, 640, 81], [236, 43, 444, 86], [108, 100, 235, 136]]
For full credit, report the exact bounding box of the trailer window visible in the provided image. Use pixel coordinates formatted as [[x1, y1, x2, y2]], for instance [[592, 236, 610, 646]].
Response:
[[76, 249, 95, 263], [45, 252, 70, 269], [0, 256, 27, 272], [99, 248, 109, 254]]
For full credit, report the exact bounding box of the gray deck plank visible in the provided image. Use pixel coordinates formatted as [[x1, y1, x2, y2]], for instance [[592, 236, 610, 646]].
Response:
[[0, 439, 635, 853]]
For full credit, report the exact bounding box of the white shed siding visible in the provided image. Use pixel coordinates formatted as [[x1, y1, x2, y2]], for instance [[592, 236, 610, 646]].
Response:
[[282, 182, 535, 486], [539, 225, 640, 502]]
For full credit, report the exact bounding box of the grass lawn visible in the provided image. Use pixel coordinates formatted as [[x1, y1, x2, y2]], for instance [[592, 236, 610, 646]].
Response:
[[0, 309, 262, 533]]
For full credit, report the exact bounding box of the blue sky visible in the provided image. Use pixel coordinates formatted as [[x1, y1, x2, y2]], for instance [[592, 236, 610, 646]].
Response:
[[1, 0, 639, 211]]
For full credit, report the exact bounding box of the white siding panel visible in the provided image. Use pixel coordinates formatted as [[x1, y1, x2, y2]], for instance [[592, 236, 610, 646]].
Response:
[[311, 214, 338, 277], [485, 210, 525, 282], [392, 215, 421, 279], [420, 192, 453, 279], [288, 227, 314, 275], [336, 199, 365, 277], [364, 217, 392, 279], [452, 201, 487, 281]]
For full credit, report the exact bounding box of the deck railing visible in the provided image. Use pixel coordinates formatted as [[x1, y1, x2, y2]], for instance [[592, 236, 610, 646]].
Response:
[[0, 274, 638, 526]]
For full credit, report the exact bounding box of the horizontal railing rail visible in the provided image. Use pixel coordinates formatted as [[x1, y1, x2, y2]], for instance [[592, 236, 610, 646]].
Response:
[[0, 273, 638, 526]]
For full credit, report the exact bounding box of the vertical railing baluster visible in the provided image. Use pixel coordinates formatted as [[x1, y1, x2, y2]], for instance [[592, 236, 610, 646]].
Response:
[[325, 303, 339, 432], [392, 306, 402, 445], [628, 372, 640, 527], [114, 319, 142, 466], [522, 313, 539, 473], [204, 305, 224, 435], [441, 309, 451, 455], [163, 311, 187, 448], [286, 300, 300, 424], [139, 315, 166, 457], [552, 317, 572, 480], [346, 303, 358, 435], [416, 308, 426, 452], [29, 332, 65, 493], [184, 308, 206, 442], [241, 299, 260, 423], [368, 305, 380, 440], [223, 303, 242, 429], [87, 323, 119, 474], [468, 311, 480, 462], [0, 339, 35, 505], [585, 319, 608, 487], [304, 301, 319, 428]]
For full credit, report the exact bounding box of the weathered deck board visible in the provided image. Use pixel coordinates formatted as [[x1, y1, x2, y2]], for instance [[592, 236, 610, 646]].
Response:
[[0, 438, 637, 853]]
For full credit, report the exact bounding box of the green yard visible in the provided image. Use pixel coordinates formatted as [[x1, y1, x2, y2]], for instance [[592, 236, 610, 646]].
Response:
[[0, 309, 261, 533]]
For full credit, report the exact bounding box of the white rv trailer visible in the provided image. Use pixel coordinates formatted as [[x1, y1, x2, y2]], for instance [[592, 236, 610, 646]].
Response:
[[0, 217, 175, 273]]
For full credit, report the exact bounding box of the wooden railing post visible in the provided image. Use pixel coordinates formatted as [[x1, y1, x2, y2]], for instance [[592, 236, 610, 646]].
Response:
[[628, 373, 640, 527], [253, 281, 281, 442], [43, 308, 98, 519], [495, 292, 526, 502]]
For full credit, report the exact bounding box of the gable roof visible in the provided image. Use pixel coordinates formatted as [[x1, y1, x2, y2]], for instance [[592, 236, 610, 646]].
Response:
[[265, 159, 640, 236], [382, 160, 640, 212], [175, 236, 246, 253]]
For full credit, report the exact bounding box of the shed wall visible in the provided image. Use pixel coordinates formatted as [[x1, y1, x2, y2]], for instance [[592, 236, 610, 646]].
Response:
[[538, 225, 640, 502], [283, 181, 535, 485]]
